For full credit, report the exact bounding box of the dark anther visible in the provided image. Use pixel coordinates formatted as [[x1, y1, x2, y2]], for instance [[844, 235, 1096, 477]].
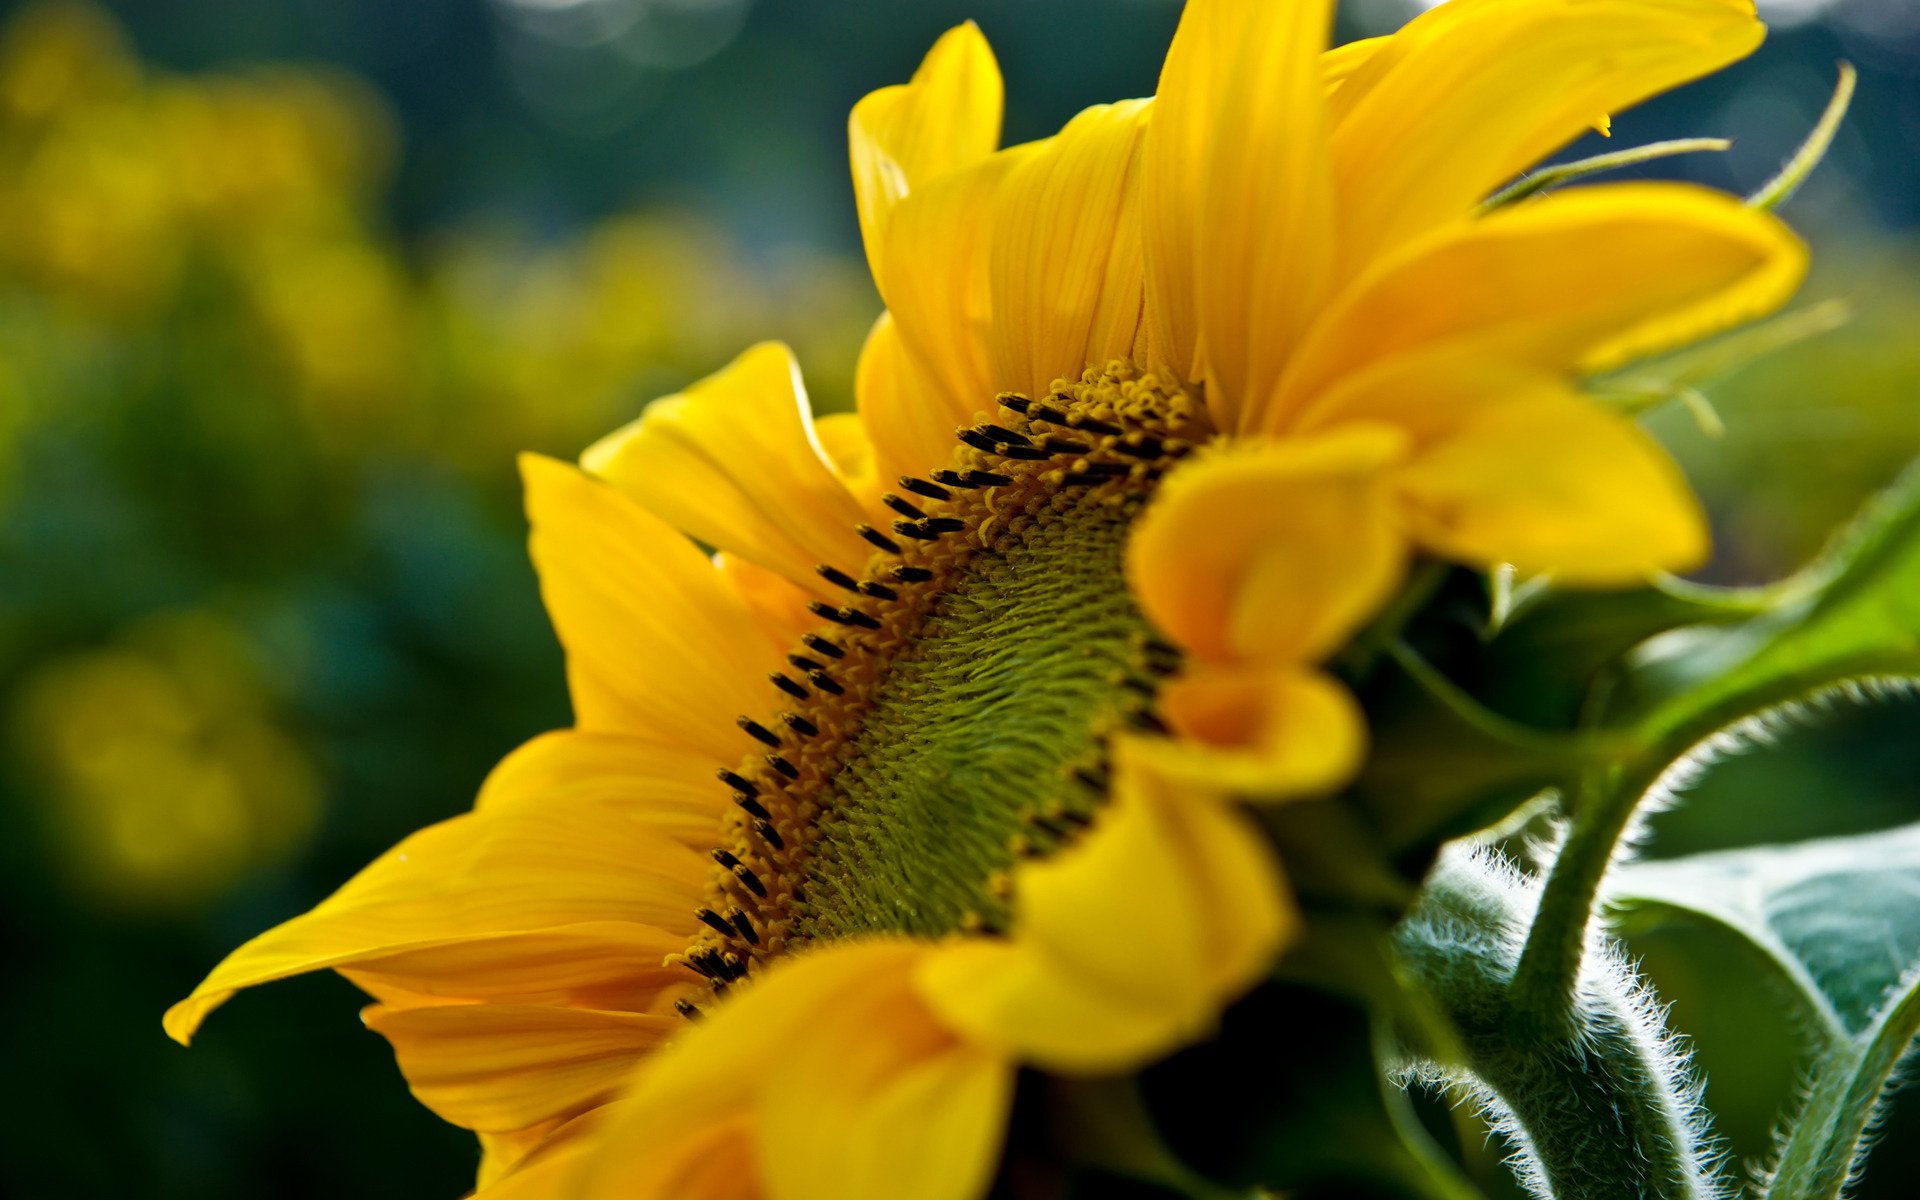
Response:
[[956, 427, 1000, 453], [696, 907, 737, 937], [710, 979, 730, 998], [1144, 655, 1181, 677], [754, 819, 785, 850], [979, 423, 1033, 446], [809, 599, 870, 626], [1071, 414, 1125, 436], [728, 907, 760, 945], [1115, 435, 1164, 458], [781, 712, 819, 737], [806, 670, 844, 696], [882, 494, 925, 520], [1083, 460, 1131, 477], [922, 516, 965, 533], [734, 791, 771, 820], [963, 469, 1014, 486], [1062, 472, 1111, 487], [1027, 813, 1071, 840], [857, 523, 901, 553], [816, 564, 861, 592], [997, 443, 1050, 460], [1128, 709, 1173, 735], [1029, 402, 1069, 424], [843, 607, 882, 629], [767, 754, 800, 780], [737, 717, 782, 748], [1043, 436, 1090, 454], [1056, 808, 1094, 826], [899, 476, 952, 501], [1071, 765, 1111, 792], [1121, 675, 1156, 696], [674, 999, 702, 1021], [691, 948, 738, 981], [930, 469, 969, 487], [770, 672, 809, 700], [892, 520, 941, 541], [717, 769, 758, 797], [890, 564, 935, 583], [711, 848, 742, 869], [997, 392, 1032, 413], [733, 864, 769, 897], [858, 580, 898, 601], [802, 633, 845, 659], [787, 652, 825, 672]]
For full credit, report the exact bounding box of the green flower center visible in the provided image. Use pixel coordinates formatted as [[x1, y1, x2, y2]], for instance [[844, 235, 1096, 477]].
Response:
[[673, 363, 1207, 1011]]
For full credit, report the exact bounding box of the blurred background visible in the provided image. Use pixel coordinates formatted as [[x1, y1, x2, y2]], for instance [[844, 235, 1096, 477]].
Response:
[[0, 0, 1912, 1195]]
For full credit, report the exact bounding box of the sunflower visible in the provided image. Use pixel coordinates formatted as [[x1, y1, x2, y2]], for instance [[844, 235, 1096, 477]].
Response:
[[166, 0, 1805, 1196]]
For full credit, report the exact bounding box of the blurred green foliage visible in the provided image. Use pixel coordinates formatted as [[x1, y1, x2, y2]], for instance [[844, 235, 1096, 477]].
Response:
[[0, 0, 1913, 1196]]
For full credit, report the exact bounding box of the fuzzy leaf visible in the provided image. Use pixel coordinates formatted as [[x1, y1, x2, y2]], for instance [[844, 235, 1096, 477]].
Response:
[[1609, 824, 1920, 1198]]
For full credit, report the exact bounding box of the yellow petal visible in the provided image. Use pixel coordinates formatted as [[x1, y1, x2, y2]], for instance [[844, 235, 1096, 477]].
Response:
[[919, 742, 1291, 1073], [477, 1117, 567, 1190], [474, 1113, 628, 1200], [717, 552, 822, 654], [1126, 430, 1409, 666], [758, 949, 1012, 1200], [1392, 382, 1709, 583], [988, 99, 1151, 400], [1282, 183, 1807, 420], [164, 798, 704, 1044], [878, 149, 1023, 421], [365, 1003, 672, 1133], [578, 940, 992, 1200], [854, 310, 973, 489], [477, 729, 726, 852], [1145, 0, 1338, 429], [1327, 0, 1764, 271], [342, 921, 690, 1010], [521, 453, 773, 757], [812, 411, 883, 511], [849, 22, 1002, 282], [1140, 663, 1366, 800], [581, 342, 873, 591]]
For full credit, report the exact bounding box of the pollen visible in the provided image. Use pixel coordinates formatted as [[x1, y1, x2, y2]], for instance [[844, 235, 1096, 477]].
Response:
[[670, 362, 1211, 1003]]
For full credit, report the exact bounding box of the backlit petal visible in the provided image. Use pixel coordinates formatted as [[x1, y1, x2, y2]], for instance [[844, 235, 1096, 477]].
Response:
[[164, 799, 704, 1044], [365, 1003, 672, 1133], [477, 729, 726, 852], [1328, 0, 1764, 271], [1282, 183, 1807, 421], [988, 99, 1150, 400], [878, 150, 1023, 421], [1145, 0, 1338, 430], [521, 453, 773, 755], [850, 22, 1003, 282], [854, 310, 973, 489], [581, 342, 874, 591], [1126, 430, 1409, 666]]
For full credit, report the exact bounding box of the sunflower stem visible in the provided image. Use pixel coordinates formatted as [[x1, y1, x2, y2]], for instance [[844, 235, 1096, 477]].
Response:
[[1506, 760, 1643, 1039]]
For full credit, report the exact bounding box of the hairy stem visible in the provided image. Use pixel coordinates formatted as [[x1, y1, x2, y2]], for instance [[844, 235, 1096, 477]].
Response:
[[1398, 849, 1724, 1200]]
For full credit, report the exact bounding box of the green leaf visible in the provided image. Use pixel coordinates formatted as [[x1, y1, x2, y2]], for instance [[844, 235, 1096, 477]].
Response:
[[1602, 460, 1920, 744], [1608, 824, 1920, 1198], [1611, 822, 1920, 1041]]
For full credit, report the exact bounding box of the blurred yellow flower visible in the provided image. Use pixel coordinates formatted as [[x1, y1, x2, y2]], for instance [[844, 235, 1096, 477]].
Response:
[[15, 611, 321, 909], [168, 1, 1806, 1197]]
